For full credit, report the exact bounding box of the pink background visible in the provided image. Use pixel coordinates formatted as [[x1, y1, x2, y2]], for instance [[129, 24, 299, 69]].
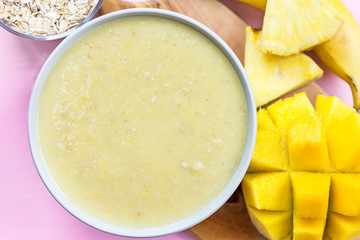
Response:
[[0, 1, 359, 239]]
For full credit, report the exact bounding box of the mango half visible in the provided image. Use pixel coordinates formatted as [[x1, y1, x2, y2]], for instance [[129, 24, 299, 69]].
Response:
[[243, 93, 360, 240]]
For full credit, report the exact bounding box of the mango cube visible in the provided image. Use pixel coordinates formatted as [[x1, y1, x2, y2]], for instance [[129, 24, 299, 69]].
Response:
[[327, 112, 360, 171], [286, 112, 330, 171], [291, 172, 331, 219], [257, 109, 277, 131], [316, 95, 355, 129], [248, 129, 288, 172], [330, 174, 360, 216], [293, 217, 326, 240], [326, 212, 360, 240], [243, 172, 292, 211], [268, 93, 315, 131], [247, 206, 292, 240]]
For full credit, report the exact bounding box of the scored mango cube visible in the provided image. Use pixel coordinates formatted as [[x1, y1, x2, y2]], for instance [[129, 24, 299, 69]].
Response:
[[257, 109, 277, 131], [286, 112, 330, 171], [315, 95, 355, 129], [326, 212, 360, 240], [268, 93, 315, 131], [327, 112, 360, 171], [242, 172, 292, 211], [330, 174, 360, 216], [248, 129, 288, 172], [293, 217, 326, 240], [291, 172, 331, 219], [247, 206, 292, 240]]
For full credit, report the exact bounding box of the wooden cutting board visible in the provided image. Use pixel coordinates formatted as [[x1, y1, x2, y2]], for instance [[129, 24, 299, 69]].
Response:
[[99, 1, 328, 239]]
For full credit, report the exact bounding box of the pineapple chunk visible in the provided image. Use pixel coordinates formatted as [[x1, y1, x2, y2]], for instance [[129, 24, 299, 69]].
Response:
[[235, 0, 266, 10], [315, 95, 355, 129], [242, 172, 291, 211], [247, 206, 292, 240], [286, 112, 330, 171], [327, 112, 360, 171], [248, 129, 288, 172], [293, 217, 326, 240], [244, 27, 323, 107], [257, 109, 277, 131], [326, 212, 360, 240], [261, 0, 342, 56], [267, 93, 315, 131], [314, 0, 360, 109], [291, 172, 330, 219], [330, 174, 360, 216]]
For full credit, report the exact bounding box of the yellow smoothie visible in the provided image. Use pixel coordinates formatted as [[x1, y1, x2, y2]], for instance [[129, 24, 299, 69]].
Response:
[[38, 16, 247, 227]]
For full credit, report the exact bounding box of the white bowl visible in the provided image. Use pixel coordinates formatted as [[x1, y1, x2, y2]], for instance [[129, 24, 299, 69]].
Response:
[[28, 8, 257, 238]]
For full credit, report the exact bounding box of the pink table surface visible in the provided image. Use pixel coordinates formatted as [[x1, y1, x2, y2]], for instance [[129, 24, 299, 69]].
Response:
[[0, 1, 359, 239]]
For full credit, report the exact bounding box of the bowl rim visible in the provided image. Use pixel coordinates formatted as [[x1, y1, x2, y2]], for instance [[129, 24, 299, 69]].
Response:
[[0, 0, 103, 41], [28, 8, 257, 237]]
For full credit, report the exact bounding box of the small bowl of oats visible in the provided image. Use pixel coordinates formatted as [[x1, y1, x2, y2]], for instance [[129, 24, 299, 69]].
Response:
[[0, 0, 103, 40]]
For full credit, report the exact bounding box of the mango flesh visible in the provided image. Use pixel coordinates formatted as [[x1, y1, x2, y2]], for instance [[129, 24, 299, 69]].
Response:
[[327, 112, 360, 171], [248, 129, 288, 172], [286, 112, 330, 171], [330, 174, 360, 216], [326, 212, 360, 240], [293, 217, 326, 240], [257, 108, 277, 131], [315, 95, 355, 130], [268, 92, 315, 131], [243, 172, 291, 211], [247, 206, 292, 240], [243, 94, 360, 240], [291, 172, 330, 219]]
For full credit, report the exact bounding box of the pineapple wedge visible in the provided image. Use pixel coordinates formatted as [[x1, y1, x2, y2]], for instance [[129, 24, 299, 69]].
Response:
[[245, 27, 323, 107], [314, 0, 360, 109], [261, 0, 342, 56]]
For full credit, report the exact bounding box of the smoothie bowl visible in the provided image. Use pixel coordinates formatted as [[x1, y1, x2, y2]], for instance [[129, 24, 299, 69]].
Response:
[[28, 9, 256, 237]]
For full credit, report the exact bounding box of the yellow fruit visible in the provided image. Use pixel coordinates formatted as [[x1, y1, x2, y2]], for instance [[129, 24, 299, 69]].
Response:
[[244, 94, 360, 239], [314, 0, 360, 109], [267, 92, 315, 131], [247, 206, 292, 240], [243, 172, 291, 211], [257, 109, 277, 131], [315, 95, 355, 130], [291, 172, 331, 219], [293, 217, 326, 240], [248, 129, 288, 172], [244, 27, 323, 107], [286, 112, 330, 171], [327, 112, 360, 171], [330, 174, 360, 216], [235, 0, 266, 10], [326, 212, 360, 240], [261, 0, 342, 56]]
